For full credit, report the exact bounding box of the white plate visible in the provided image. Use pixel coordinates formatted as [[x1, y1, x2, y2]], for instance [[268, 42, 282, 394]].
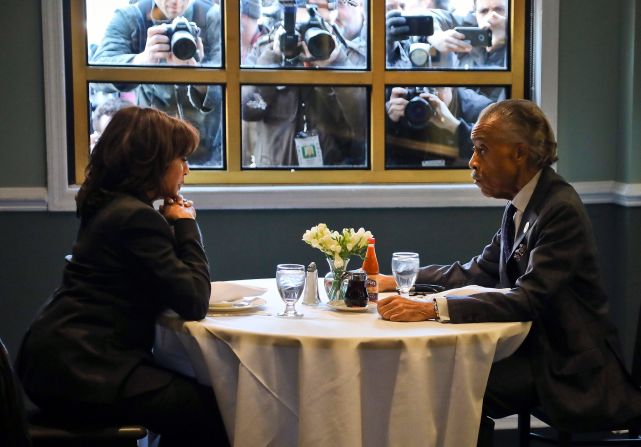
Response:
[[327, 300, 376, 312], [209, 297, 267, 312]]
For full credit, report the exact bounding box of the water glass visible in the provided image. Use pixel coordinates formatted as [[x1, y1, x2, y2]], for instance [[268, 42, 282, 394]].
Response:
[[276, 264, 306, 318], [391, 252, 420, 298]]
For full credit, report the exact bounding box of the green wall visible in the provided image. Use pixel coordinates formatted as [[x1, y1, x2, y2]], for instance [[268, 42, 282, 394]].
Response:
[[621, 0, 641, 182], [1, 1, 640, 372], [1, 0, 45, 187], [557, 0, 617, 180]]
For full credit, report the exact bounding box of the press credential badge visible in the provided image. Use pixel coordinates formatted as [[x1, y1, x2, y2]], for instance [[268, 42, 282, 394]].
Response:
[[295, 133, 323, 167]]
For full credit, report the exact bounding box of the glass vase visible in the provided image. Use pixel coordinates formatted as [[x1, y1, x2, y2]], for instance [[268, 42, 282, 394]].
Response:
[[323, 257, 350, 302]]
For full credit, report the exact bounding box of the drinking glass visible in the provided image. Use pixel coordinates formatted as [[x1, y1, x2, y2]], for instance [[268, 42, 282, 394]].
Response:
[[391, 252, 420, 298], [276, 264, 306, 318]]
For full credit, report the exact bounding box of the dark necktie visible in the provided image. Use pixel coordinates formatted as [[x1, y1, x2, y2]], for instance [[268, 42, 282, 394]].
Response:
[[502, 204, 517, 260]]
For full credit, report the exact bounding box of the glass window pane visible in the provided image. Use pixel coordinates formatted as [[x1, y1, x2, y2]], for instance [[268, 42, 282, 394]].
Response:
[[385, 84, 507, 169], [241, 0, 368, 70], [385, 0, 508, 71], [89, 82, 224, 168], [87, 0, 222, 68], [241, 85, 369, 168]]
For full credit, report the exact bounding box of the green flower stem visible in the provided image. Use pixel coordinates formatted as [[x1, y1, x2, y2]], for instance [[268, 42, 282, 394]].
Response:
[[326, 257, 350, 301], [329, 269, 347, 301]]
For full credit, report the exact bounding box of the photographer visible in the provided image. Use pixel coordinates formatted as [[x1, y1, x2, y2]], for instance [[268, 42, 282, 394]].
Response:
[[431, 0, 507, 64], [385, 0, 449, 68], [386, 0, 508, 97], [427, 0, 508, 98], [335, 0, 368, 67], [91, 0, 223, 166], [240, 0, 367, 168], [241, 0, 270, 65], [336, 0, 366, 41], [385, 85, 493, 168], [385, 8, 415, 68], [89, 97, 135, 152], [241, 82, 367, 167], [250, 0, 366, 69]]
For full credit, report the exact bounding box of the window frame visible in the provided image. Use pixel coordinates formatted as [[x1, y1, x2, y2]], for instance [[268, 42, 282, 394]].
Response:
[[43, 0, 559, 211]]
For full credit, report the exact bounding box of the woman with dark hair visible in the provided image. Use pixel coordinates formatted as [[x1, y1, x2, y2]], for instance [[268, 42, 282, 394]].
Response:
[[16, 107, 228, 446]]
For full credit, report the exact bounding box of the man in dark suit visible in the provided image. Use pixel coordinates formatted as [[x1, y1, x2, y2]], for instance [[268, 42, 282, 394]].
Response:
[[377, 99, 641, 445]]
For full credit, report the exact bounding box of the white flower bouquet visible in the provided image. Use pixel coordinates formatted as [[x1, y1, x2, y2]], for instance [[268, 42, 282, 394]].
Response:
[[302, 223, 373, 301]]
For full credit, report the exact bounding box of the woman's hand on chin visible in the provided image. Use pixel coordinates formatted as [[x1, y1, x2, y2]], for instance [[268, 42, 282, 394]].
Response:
[[159, 195, 196, 221]]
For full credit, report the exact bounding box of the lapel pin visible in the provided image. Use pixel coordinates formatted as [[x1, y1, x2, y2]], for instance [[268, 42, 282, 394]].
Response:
[[514, 243, 527, 261]]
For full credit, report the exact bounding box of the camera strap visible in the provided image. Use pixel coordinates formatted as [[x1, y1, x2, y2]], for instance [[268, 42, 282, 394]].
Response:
[[174, 85, 185, 120], [294, 96, 323, 167]]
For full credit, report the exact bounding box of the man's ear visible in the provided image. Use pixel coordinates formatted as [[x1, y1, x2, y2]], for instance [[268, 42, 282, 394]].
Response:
[[515, 145, 528, 164]]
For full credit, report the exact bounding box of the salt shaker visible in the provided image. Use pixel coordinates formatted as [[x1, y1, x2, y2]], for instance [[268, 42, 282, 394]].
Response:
[[302, 262, 321, 306]]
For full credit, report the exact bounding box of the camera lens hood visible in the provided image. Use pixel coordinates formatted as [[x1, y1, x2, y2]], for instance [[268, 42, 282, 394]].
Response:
[[171, 31, 197, 60], [166, 17, 199, 60], [304, 28, 335, 60]]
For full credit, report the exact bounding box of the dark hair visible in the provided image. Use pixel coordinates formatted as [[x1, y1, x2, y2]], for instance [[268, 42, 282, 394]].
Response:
[[76, 107, 199, 218], [91, 97, 134, 132], [477, 99, 558, 168]]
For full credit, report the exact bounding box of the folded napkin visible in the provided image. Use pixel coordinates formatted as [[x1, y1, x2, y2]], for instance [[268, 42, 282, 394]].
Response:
[[209, 281, 268, 305]]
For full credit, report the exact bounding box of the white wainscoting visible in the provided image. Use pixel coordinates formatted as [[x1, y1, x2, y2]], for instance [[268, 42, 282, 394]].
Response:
[[1, 182, 640, 212]]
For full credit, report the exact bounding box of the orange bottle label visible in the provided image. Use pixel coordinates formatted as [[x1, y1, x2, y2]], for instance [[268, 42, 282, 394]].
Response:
[[366, 277, 379, 302]]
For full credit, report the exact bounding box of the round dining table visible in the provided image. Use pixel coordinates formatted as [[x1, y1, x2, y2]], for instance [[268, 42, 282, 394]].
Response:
[[154, 278, 531, 447]]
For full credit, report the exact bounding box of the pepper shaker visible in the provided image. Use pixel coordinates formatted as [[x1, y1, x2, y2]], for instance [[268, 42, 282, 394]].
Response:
[[302, 262, 321, 306]]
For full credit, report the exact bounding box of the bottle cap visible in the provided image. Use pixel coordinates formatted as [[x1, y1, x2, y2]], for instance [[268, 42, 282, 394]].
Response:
[[348, 269, 368, 281]]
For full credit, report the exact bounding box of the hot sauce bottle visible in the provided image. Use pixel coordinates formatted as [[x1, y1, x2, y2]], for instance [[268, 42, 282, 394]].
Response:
[[362, 237, 379, 302]]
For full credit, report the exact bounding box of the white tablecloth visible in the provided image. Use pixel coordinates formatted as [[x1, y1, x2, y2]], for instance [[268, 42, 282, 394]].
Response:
[[154, 279, 531, 447]]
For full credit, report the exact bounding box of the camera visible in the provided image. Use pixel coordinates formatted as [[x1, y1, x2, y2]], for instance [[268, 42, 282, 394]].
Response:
[[404, 87, 436, 129], [454, 26, 492, 47], [402, 15, 434, 37], [298, 5, 335, 60], [165, 16, 201, 60], [279, 3, 336, 63]]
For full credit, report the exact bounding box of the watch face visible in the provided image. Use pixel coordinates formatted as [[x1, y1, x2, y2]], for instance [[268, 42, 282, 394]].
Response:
[[409, 48, 428, 67]]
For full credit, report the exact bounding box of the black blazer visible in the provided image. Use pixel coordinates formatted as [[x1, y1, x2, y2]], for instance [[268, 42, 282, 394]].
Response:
[[16, 194, 210, 405], [417, 167, 641, 431]]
